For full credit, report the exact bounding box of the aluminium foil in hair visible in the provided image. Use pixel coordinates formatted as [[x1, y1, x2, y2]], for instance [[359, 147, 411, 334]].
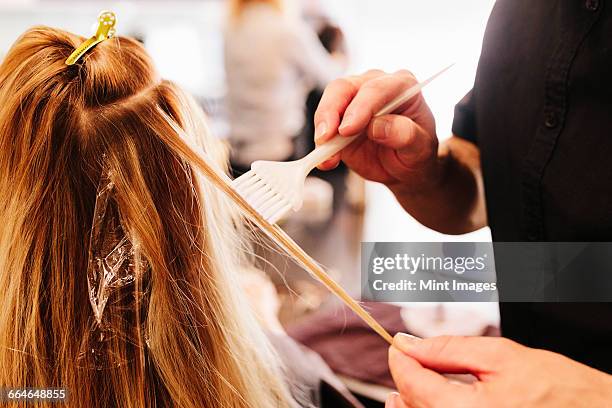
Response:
[[86, 168, 142, 325], [79, 165, 149, 369]]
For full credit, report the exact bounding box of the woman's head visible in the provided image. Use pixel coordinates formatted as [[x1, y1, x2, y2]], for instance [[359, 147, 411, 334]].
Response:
[[0, 27, 290, 407]]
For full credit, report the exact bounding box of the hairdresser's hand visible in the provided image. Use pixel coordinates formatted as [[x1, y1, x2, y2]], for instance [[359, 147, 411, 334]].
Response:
[[386, 334, 612, 408], [314, 69, 439, 192]]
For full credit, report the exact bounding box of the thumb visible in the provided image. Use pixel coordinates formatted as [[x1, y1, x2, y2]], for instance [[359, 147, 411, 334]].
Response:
[[366, 114, 430, 151], [393, 333, 519, 375]]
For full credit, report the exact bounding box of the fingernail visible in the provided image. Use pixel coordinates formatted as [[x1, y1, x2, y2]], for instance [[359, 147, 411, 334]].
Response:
[[339, 112, 355, 131], [314, 121, 328, 142], [371, 117, 388, 140], [393, 333, 421, 352], [385, 392, 400, 408]]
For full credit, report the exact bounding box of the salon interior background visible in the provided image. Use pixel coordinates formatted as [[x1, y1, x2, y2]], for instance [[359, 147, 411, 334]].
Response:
[[0, 0, 496, 322]]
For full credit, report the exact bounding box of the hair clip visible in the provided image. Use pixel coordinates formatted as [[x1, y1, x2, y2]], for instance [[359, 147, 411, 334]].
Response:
[[65, 11, 117, 65]]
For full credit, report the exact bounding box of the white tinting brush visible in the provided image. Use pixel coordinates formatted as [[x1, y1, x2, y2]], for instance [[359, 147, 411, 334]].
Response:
[[232, 64, 453, 224]]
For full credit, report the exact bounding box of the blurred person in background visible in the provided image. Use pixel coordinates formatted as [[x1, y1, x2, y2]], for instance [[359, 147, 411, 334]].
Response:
[[301, 22, 347, 158], [298, 0, 348, 157], [224, 0, 344, 176]]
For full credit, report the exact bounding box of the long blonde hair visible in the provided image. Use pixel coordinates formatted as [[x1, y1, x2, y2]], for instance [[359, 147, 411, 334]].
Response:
[[0, 27, 292, 407]]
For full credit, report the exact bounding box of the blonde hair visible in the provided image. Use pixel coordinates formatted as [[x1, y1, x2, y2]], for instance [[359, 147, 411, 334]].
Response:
[[0, 27, 292, 407], [229, 0, 284, 20]]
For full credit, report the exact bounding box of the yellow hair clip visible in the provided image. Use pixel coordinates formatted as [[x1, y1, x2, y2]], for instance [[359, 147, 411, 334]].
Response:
[[65, 11, 117, 65]]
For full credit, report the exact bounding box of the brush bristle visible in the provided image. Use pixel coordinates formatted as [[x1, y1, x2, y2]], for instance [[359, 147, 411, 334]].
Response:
[[232, 170, 292, 223]]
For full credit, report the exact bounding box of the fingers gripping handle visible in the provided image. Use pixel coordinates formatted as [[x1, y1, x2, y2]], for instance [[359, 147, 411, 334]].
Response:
[[303, 134, 359, 171], [303, 64, 453, 172], [301, 78, 413, 172]]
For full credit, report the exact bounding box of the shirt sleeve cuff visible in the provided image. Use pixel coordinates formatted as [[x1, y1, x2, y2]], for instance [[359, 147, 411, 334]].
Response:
[[452, 89, 478, 145]]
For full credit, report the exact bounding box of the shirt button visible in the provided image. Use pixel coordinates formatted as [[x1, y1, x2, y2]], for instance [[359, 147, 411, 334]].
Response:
[[585, 0, 599, 11], [544, 112, 558, 129]]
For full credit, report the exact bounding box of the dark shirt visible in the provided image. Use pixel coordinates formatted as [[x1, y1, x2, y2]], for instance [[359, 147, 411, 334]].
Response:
[[452, 0, 612, 372]]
